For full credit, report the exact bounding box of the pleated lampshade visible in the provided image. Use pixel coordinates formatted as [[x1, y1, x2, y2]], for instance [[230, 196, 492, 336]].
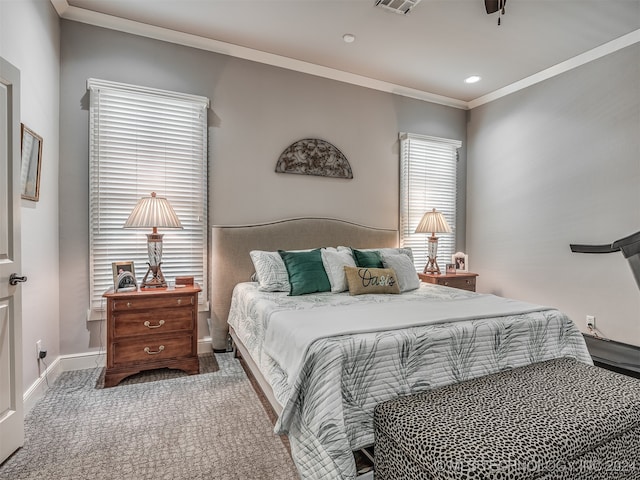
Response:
[[123, 192, 183, 230], [415, 208, 451, 234]]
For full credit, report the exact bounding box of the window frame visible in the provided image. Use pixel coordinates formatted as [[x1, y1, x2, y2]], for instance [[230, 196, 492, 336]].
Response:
[[87, 78, 209, 317], [399, 132, 462, 272]]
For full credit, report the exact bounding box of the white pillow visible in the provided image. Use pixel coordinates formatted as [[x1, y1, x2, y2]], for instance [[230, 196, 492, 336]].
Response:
[[249, 250, 290, 292], [321, 248, 356, 293], [250, 247, 338, 292], [381, 252, 420, 292]]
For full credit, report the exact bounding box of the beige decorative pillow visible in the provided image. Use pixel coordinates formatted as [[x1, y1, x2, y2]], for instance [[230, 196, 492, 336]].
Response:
[[344, 266, 401, 296]]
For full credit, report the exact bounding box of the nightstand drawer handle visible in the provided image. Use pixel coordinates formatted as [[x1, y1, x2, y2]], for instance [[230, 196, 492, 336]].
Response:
[[177, 299, 182, 305], [126, 302, 132, 308], [144, 345, 165, 355], [143, 320, 165, 329]]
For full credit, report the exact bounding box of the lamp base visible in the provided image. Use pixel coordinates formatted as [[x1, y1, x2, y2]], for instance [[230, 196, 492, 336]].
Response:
[[424, 257, 441, 275], [424, 235, 442, 274], [141, 263, 167, 288]]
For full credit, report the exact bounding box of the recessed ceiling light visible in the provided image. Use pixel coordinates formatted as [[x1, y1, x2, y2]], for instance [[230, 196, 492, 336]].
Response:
[[342, 33, 356, 44], [464, 75, 482, 84]]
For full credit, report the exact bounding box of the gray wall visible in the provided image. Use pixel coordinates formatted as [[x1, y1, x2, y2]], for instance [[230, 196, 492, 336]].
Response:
[[1, 0, 61, 392], [467, 44, 640, 347], [59, 21, 467, 355]]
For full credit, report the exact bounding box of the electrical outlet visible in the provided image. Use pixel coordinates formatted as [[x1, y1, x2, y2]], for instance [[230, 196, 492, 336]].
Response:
[[586, 315, 596, 329], [36, 340, 42, 360]]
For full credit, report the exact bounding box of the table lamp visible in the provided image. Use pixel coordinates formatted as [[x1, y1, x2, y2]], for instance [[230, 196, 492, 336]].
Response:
[[123, 192, 183, 288], [415, 208, 451, 274]]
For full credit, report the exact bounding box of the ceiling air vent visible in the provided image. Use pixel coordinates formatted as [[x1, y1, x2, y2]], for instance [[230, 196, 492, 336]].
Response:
[[374, 0, 421, 15]]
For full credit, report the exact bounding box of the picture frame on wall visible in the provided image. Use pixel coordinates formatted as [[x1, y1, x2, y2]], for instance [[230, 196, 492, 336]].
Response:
[[452, 252, 468, 272], [112, 261, 137, 291], [20, 123, 43, 201]]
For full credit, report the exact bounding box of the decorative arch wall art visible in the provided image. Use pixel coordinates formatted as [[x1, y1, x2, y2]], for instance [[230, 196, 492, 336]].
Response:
[[275, 138, 353, 179]]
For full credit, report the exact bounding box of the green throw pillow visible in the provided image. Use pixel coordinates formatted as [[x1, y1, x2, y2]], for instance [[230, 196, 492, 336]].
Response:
[[352, 249, 384, 268], [278, 249, 331, 296]]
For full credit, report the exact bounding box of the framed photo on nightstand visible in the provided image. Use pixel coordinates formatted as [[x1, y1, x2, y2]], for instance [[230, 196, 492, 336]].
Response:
[[452, 252, 468, 272], [112, 261, 137, 291]]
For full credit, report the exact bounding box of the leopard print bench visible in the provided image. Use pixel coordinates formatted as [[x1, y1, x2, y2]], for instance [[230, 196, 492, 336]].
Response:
[[374, 358, 640, 480]]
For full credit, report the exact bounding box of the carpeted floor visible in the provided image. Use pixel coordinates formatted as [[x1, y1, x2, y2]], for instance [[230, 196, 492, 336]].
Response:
[[0, 353, 299, 480]]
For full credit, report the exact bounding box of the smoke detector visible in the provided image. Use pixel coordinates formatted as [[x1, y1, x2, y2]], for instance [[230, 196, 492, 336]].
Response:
[[374, 0, 421, 15]]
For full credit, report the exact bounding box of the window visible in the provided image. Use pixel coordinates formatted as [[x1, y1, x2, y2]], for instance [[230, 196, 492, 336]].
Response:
[[88, 78, 209, 314], [399, 132, 461, 272]]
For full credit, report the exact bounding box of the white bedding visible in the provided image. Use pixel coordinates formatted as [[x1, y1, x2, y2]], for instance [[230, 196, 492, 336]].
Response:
[[228, 282, 592, 480], [264, 294, 554, 387]]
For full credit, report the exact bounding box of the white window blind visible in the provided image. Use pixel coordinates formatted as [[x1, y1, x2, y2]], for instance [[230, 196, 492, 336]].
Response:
[[88, 78, 209, 313], [399, 132, 461, 272]]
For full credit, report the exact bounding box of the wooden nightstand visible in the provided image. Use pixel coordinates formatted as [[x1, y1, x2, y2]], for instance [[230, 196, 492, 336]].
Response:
[[102, 284, 201, 387], [419, 272, 478, 292]]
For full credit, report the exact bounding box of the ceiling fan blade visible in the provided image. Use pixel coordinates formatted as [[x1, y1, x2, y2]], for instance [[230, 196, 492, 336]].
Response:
[[485, 0, 505, 14]]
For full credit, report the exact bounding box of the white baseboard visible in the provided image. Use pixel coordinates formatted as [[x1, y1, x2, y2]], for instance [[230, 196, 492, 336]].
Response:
[[23, 337, 214, 414], [59, 351, 107, 371], [197, 336, 213, 355], [23, 356, 64, 414]]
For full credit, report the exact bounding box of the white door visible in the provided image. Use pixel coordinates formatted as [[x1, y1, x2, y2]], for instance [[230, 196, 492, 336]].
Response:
[[0, 57, 24, 464]]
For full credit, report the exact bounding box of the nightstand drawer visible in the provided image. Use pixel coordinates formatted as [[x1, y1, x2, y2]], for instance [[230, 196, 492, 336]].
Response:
[[111, 295, 195, 312], [435, 276, 476, 291], [112, 334, 194, 366], [113, 308, 193, 338], [419, 273, 478, 292]]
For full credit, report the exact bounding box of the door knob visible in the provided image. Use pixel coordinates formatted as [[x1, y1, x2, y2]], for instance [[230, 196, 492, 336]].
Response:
[[9, 273, 27, 286]]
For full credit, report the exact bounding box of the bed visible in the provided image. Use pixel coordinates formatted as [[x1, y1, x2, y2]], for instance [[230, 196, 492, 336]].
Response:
[[210, 218, 593, 480]]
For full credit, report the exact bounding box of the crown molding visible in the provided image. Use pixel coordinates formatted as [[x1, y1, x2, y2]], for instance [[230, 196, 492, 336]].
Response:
[[50, 0, 69, 16], [51, 0, 467, 110], [51, 1, 640, 111], [468, 29, 640, 109]]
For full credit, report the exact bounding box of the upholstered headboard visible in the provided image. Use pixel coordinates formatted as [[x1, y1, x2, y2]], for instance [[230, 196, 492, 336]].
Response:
[[209, 217, 398, 350]]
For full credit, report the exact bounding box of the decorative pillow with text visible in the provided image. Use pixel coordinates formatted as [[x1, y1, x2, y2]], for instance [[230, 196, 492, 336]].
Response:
[[344, 266, 401, 296]]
